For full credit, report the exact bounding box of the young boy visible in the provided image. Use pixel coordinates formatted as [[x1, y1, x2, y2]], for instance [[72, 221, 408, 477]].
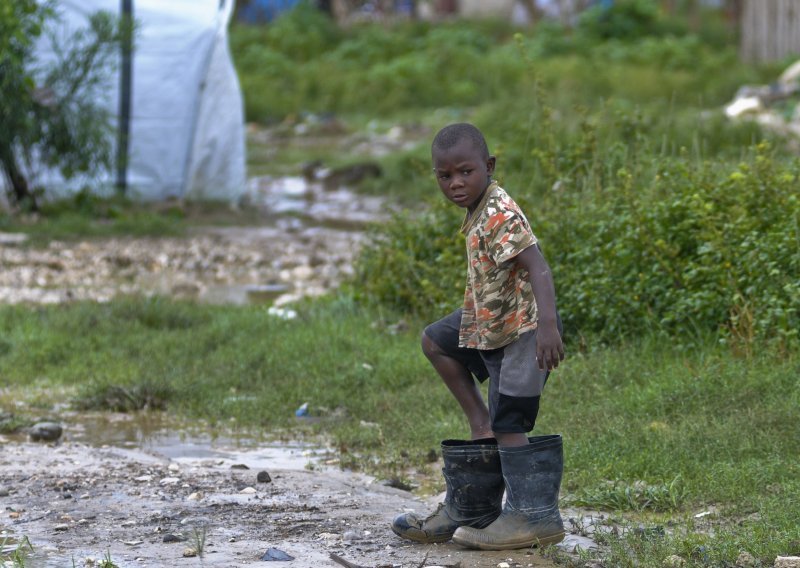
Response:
[[391, 123, 566, 550]]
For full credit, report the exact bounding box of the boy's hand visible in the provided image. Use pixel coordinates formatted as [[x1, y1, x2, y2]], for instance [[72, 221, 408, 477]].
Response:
[[514, 245, 565, 371], [536, 320, 564, 371]]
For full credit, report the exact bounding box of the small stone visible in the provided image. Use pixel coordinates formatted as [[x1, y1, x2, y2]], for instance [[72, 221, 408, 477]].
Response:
[[168, 463, 180, 472], [342, 530, 359, 542], [261, 548, 294, 561], [775, 557, 800, 568], [182, 547, 197, 558], [159, 477, 180, 485], [163, 533, 186, 543], [497, 563, 511, 568], [257, 471, 272, 483], [186, 492, 202, 501], [230, 463, 249, 470], [29, 422, 63, 442], [292, 265, 313, 280], [239, 487, 256, 494], [736, 551, 756, 567], [663, 556, 686, 568], [0, 486, 10, 497], [54, 524, 69, 532], [134, 475, 153, 482]]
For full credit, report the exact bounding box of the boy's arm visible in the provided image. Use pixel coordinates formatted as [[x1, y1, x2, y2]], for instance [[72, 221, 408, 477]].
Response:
[[514, 244, 565, 371]]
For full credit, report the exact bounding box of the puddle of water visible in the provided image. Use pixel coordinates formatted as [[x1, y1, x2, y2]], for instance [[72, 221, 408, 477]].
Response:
[[244, 175, 387, 230], [199, 283, 291, 305], [144, 432, 328, 470], [58, 412, 331, 471]]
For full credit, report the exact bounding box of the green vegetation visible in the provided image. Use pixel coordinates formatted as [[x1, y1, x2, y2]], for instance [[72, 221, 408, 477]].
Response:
[[0, 535, 34, 567], [357, 140, 800, 346], [0, 192, 187, 243]]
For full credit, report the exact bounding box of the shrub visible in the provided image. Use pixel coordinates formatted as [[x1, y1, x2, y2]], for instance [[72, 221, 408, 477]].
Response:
[[354, 141, 799, 347]]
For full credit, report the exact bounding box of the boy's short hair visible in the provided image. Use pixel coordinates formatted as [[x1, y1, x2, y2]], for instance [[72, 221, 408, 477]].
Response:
[[432, 123, 490, 160]]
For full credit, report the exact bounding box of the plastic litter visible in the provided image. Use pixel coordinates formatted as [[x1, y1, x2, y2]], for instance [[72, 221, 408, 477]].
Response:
[[261, 547, 294, 561]]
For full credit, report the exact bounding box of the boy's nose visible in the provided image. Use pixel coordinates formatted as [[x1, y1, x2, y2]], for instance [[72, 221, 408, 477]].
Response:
[[450, 176, 465, 189]]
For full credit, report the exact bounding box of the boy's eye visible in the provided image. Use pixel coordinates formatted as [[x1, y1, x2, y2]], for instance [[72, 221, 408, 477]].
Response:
[[462, 169, 472, 175]]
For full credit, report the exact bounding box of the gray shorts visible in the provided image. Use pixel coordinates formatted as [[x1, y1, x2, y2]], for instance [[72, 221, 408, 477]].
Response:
[[424, 309, 561, 433]]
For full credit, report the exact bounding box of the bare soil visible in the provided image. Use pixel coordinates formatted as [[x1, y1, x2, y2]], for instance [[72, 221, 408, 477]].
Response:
[[0, 439, 566, 568]]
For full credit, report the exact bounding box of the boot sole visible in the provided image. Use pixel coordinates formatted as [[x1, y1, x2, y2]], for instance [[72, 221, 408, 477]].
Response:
[[452, 530, 565, 550]]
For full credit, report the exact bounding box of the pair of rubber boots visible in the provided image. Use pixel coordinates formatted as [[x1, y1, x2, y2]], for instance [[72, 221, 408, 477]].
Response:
[[391, 435, 565, 550]]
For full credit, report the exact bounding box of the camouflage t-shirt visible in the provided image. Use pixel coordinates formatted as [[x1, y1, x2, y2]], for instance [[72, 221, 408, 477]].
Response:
[[459, 181, 538, 350]]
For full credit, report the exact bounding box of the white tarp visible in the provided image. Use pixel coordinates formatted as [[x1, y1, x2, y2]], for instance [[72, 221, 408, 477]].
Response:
[[24, 0, 246, 202]]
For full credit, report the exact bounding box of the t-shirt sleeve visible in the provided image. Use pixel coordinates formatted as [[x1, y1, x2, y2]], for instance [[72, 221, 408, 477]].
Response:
[[485, 211, 537, 265]]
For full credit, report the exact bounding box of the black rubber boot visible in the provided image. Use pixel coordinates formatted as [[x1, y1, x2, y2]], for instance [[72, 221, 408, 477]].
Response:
[[391, 438, 503, 543], [452, 434, 565, 550]]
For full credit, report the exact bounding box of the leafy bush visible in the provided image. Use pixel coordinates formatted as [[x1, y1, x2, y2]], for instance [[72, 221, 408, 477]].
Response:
[[230, 5, 755, 121], [355, 138, 799, 347], [551, 143, 799, 346], [355, 200, 463, 316], [577, 0, 666, 41]]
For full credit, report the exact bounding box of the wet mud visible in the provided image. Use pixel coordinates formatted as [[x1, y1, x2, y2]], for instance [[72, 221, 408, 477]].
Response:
[[0, 434, 574, 568]]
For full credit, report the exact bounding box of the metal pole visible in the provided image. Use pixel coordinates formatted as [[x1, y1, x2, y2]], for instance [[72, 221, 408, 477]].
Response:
[[116, 0, 133, 195]]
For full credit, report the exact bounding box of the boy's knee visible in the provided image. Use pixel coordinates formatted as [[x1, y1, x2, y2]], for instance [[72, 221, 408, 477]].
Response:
[[421, 331, 443, 359]]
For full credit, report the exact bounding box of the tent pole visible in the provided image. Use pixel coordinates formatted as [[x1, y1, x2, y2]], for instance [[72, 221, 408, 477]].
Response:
[[116, 0, 133, 195]]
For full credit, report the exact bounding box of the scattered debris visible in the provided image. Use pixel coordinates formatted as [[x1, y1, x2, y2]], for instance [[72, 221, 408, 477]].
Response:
[[725, 59, 800, 139], [261, 547, 295, 561], [0, 232, 28, 246], [663, 555, 686, 567], [735, 551, 757, 567], [182, 547, 197, 557]]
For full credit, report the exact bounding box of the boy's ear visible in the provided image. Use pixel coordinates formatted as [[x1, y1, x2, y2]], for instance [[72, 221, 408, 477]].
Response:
[[486, 155, 496, 175]]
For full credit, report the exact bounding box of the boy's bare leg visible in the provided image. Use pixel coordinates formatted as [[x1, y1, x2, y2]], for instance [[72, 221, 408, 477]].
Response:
[[494, 432, 529, 447], [422, 333, 494, 440]]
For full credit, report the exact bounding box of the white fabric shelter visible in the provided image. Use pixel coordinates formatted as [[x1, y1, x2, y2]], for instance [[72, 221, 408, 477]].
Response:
[[28, 0, 246, 202]]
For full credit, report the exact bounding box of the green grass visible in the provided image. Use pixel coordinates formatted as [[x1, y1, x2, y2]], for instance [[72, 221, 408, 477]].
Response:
[[0, 296, 797, 565], [0, 194, 187, 244]]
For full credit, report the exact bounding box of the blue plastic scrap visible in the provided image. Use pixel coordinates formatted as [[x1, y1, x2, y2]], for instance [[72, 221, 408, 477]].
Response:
[[261, 547, 295, 561]]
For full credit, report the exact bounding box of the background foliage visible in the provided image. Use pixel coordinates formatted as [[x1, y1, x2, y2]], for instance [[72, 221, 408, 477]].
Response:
[[225, 5, 800, 347]]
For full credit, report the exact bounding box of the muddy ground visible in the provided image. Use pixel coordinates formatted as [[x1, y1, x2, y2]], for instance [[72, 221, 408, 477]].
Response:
[[0, 434, 600, 568]]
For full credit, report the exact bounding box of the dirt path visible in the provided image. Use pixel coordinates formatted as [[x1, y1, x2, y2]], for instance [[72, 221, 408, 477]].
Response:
[[0, 439, 569, 568]]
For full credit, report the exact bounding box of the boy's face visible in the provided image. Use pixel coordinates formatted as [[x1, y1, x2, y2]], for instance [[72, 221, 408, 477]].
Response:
[[432, 139, 495, 213]]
